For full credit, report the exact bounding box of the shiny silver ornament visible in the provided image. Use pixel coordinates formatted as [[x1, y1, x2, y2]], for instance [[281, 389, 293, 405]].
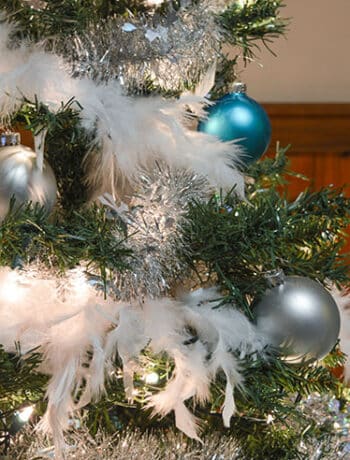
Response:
[[0, 133, 57, 219], [254, 276, 341, 363]]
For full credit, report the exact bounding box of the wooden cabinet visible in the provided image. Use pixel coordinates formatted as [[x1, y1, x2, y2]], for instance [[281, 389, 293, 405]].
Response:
[[263, 103, 350, 250], [264, 104, 350, 197]]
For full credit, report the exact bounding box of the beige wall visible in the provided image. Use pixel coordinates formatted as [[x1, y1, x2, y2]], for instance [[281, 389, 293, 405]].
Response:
[[240, 0, 350, 102]]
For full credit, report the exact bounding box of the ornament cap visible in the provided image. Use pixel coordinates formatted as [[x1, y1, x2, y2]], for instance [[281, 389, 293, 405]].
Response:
[[265, 269, 285, 287], [232, 82, 247, 94], [1, 132, 21, 147]]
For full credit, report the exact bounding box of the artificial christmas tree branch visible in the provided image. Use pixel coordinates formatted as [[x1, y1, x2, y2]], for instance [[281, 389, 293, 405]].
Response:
[[0, 1, 349, 458]]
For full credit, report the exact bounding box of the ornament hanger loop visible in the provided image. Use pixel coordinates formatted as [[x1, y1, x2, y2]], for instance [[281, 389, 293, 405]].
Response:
[[264, 269, 285, 287], [232, 81, 247, 93]]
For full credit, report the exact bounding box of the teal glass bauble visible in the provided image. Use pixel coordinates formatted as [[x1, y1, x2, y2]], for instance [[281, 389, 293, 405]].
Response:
[[198, 82, 271, 165]]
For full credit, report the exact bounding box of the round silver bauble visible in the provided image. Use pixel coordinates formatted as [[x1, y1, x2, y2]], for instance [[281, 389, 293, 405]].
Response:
[[254, 276, 340, 364], [0, 137, 57, 219]]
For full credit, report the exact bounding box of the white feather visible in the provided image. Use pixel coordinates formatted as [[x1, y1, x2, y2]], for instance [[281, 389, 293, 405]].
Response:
[[330, 287, 350, 382], [0, 265, 265, 452], [0, 267, 118, 453], [143, 298, 186, 352], [143, 292, 265, 438], [143, 299, 211, 439], [181, 288, 266, 427], [104, 306, 147, 399], [174, 403, 202, 443], [147, 350, 207, 441], [222, 379, 235, 428], [0, 21, 244, 198]]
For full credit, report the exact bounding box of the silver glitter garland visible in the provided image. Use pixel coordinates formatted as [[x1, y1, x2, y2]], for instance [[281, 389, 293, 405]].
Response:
[[7, 392, 350, 460], [297, 392, 350, 458], [107, 164, 210, 300], [7, 428, 242, 460], [57, 1, 223, 94]]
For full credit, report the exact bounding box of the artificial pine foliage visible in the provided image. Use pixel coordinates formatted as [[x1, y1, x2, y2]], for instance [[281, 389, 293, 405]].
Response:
[[0, 1, 349, 459]]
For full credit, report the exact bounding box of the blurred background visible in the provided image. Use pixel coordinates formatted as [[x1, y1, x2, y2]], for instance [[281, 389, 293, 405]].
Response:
[[236, 0, 350, 220], [243, 0, 350, 102], [232, 0, 350, 252]]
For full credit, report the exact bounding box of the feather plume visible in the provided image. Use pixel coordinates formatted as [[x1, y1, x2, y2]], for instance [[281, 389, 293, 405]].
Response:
[[0, 21, 244, 198], [0, 265, 264, 454], [0, 267, 118, 453], [104, 306, 147, 399], [143, 292, 265, 439], [330, 287, 350, 381], [181, 288, 265, 427]]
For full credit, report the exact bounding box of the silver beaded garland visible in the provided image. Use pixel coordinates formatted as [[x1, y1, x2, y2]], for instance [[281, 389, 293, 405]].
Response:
[[0, 132, 57, 219], [254, 275, 341, 364]]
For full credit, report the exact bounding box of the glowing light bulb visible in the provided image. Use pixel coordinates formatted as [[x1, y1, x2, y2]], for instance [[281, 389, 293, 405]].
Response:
[[237, 0, 256, 7], [145, 372, 160, 385], [147, 0, 164, 5], [17, 406, 34, 423]]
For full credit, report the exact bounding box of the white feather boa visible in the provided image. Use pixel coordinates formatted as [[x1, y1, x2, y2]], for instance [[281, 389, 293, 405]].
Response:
[[0, 268, 265, 457], [330, 287, 350, 382], [0, 20, 244, 198]]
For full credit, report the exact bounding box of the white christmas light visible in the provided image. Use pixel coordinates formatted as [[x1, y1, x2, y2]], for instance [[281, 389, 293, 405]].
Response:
[[237, 0, 256, 7], [17, 405, 34, 423], [146, 0, 164, 5], [144, 372, 160, 385]]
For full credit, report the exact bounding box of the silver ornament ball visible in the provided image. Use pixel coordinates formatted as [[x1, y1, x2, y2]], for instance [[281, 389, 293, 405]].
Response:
[[0, 135, 57, 219], [254, 276, 340, 363]]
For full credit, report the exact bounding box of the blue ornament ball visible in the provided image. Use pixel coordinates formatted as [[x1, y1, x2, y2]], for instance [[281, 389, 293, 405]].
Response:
[[198, 82, 271, 165]]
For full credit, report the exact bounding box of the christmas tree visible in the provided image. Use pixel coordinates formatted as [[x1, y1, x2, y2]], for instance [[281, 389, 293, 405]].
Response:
[[0, 1, 349, 459]]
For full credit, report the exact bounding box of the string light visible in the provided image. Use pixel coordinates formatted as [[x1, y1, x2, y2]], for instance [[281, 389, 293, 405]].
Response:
[[237, 0, 257, 7], [9, 406, 35, 435], [144, 372, 160, 385], [146, 0, 164, 5], [17, 406, 34, 423]]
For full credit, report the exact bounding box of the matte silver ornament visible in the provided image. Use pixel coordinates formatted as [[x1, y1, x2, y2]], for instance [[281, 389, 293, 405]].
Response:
[[254, 276, 340, 363], [0, 134, 57, 219]]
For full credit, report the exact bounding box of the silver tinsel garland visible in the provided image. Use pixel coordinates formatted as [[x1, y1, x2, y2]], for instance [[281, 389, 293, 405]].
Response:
[[102, 164, 210, 300], [6, 392, 350, 459], [56, 1, 225, 93], [6, 429, 240, 460], [18, 1, 235, 94]]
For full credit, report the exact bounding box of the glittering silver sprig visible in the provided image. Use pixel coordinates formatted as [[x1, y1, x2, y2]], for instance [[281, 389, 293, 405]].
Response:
[[102, 164, 210, 300], [7, 427, 243, 460], [7, 397, 350, 460], [297, 392, 350, 458], [56, 1, 224, 94]]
